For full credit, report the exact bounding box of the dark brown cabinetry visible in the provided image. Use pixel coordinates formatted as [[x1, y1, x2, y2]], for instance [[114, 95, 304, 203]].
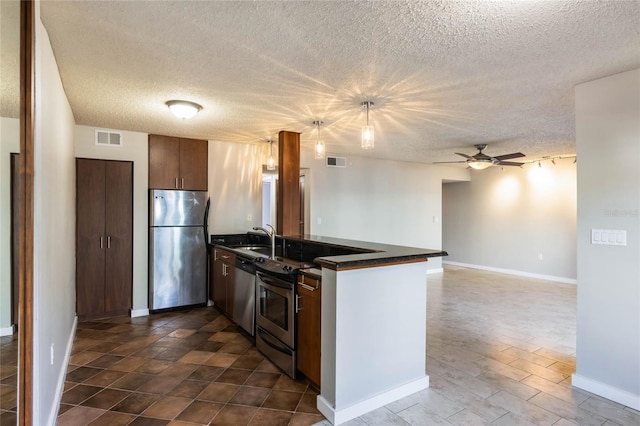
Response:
[[211, 248, 235, 317], [148, 134, 208, 190], [296, 273, 321, 387], [76, 159, 133, 321]]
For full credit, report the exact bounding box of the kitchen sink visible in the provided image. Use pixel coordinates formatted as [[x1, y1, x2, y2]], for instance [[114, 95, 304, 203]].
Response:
[[231, 245, 272, 256]]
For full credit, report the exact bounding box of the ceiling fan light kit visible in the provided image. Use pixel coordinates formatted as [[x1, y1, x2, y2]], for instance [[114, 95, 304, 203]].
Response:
[[166, 100, 202, 119], [434, 143, 526, 170]]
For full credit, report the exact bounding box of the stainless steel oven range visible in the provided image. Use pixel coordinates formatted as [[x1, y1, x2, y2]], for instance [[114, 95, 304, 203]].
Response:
[[254, 257, 314, 378]]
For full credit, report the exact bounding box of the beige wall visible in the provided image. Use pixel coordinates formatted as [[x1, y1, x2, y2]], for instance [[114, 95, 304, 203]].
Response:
[[33, 15, 77, 424], [208, 140, 263, 234], [301, 150, 470, 272], [0, 117, 19, 332], [573, 68, 640, 409], [442, 159, 577, 281], [74, 125, 149, 312]]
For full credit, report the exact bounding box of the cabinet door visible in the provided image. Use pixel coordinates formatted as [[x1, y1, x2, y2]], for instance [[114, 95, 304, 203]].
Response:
[[212, 251, 226, 312], [76, 159, 106, 317], [179, 138, 208, 190], [149, 134, 180, 189], [296, 275, 321, 387], [104, 161, 133, 313], [225, 261, 235, 317]]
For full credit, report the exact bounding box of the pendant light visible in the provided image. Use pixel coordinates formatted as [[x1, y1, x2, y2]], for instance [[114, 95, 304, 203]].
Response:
[[267, 139, 276, 170], [313, 120, 325, 159], [361, 101, 374, 149], [166, 100, 202, 119]]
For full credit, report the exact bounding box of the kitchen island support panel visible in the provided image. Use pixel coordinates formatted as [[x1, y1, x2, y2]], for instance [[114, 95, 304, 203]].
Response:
[[318, 262, 429, 425]]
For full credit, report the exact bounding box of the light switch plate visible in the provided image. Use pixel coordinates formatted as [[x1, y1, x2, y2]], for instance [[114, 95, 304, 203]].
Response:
[[591, 229, 627, 246]]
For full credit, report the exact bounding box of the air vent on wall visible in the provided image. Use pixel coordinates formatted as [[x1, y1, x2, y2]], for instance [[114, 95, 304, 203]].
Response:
[[326, 155, 347, 168], [95, 129, 122, 147]]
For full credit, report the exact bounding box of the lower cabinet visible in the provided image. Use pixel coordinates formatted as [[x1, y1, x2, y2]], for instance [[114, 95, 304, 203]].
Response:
[[296, 273, 321, 387], [211, 248, 235, 317]]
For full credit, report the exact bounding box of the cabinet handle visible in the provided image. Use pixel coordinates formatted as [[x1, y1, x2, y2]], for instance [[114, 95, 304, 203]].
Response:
[[100, 236, 103, 249], [222, 264, 227, 276], [107, 236, 111, 249], [175, 177, 178, 189], [295, 294, 301, 313], [181, 178, 184, 189], [298, 276, 319, 291]]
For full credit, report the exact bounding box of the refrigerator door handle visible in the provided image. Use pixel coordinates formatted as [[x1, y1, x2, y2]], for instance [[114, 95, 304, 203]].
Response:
[[203, 198, 210, 243]]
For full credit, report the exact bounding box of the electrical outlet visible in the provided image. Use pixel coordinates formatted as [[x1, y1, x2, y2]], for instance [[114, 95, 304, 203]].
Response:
[[317, 217, 322, 225], [538, 253, 543, 261], [247, 214, 252, 221]]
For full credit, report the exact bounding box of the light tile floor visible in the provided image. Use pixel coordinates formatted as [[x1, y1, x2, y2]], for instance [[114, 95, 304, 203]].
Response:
[[316, 266, 640, 426]]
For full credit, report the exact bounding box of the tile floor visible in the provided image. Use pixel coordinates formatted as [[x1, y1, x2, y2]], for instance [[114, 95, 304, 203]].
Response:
[[317, 266, 640, 426], [0, 334, 18, 425], [56, 310, 323, 426], [55, 266, 640, 425]]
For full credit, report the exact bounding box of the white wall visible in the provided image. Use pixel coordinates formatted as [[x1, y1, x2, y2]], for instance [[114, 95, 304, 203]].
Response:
[[74, 126, 149, 313], [0, 117, 19, 332], [442, 160, 577, 281], [208, 140, 263, 234], [573, 69, 640, 410], [301, 150, 469, 271], [33, 15, 78, 425]]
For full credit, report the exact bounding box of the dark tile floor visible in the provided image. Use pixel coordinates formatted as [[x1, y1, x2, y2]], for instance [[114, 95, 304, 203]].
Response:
[[0, 334, 18, 425], [56, 307, 324, 425]]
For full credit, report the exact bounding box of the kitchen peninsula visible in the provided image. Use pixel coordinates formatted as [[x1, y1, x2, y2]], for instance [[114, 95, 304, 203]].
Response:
[[211, 233, 446, 425]]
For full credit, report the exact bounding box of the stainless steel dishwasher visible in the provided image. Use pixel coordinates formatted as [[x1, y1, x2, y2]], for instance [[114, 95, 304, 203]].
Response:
[[234, 257, 256, 336]]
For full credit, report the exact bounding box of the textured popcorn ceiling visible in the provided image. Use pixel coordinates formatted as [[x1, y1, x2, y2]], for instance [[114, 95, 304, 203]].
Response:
[[39, 1, 640, 164]]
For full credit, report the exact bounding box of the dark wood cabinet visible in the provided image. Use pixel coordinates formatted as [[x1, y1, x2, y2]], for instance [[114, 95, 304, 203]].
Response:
[[148, 134, 208, 190], [211, 248, 235, 317], [296, 273, 321, 387], [76, 159, 133, 320]]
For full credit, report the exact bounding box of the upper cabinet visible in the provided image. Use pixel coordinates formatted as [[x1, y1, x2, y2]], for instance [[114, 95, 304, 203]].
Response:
[[148, 134, 208, 190]]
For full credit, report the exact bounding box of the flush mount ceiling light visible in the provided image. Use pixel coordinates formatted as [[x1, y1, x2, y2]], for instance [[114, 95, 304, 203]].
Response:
[[313, 120, 325, 160], [266, 139, 276, 170], [361, 101, 374, 149], [166, 100, 202, 119]]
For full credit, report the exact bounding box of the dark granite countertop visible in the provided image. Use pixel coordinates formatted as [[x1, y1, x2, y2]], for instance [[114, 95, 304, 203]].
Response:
[[283, 234, 447, 271], [209, 233, 447, 271]]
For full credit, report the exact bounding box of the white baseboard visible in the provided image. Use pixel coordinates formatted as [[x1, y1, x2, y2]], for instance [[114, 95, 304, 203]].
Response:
[[47, 316, 78, 426], [427, 268, 443, 275], [131, 308, 149, 318], [442, 261, 577, 285], [0, 325, 15, 336], [317, 376, 429, 425], [572, 373, 640, 411]]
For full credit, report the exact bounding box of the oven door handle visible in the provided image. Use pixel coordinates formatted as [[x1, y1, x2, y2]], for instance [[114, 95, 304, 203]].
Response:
[[256, 272, 293, 289], [257, 328, 293, 355]]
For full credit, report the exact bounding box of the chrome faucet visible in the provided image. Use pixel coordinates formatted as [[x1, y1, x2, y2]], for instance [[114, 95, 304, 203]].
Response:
[[252, 224, 276, 259]]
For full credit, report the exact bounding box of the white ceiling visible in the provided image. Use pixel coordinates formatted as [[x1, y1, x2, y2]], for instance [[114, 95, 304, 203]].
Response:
[[39, 1, 639, 164]]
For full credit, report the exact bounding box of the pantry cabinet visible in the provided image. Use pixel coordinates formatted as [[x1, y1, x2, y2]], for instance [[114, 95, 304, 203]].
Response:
[[76, 159, 133, 320], [148, 134, 208, 190], [296, 273, 321, 387]]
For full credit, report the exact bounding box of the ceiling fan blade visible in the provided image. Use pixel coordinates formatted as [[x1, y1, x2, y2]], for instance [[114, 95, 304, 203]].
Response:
[[432, 161, 468, 164], [455, 152, 473, 159], [496, 161, 524, 166], [493, 152, 525, 161]]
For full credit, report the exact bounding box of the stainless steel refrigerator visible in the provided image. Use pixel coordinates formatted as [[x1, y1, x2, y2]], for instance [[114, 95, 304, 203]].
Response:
[[149, 189, 209, 310]]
